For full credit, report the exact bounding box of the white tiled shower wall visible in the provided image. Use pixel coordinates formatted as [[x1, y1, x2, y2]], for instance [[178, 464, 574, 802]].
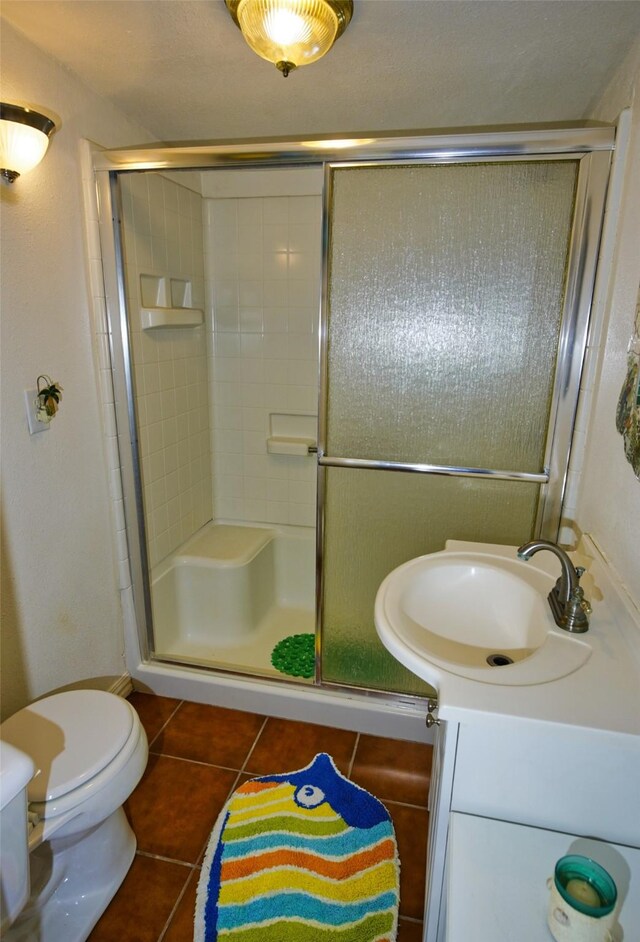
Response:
[[120, 173, 211, 567], [118, 171, 322, 567], [205, 193, 321, 527]]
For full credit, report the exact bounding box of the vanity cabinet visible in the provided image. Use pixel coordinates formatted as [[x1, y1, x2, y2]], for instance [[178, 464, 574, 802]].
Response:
[[446, 813, 640, 940], [424, 720, 459, 942], [423, 717, 640, 941]]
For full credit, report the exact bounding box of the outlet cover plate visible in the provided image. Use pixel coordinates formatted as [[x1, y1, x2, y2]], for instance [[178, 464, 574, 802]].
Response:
[[24, 389, 50, 435]]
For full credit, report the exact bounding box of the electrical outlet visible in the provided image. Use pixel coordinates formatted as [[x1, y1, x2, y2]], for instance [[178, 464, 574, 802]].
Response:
[[24, 389, 50, 435]]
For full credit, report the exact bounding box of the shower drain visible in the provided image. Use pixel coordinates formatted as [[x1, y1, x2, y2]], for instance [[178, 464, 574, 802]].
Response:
[[486, 653, 514, 667]]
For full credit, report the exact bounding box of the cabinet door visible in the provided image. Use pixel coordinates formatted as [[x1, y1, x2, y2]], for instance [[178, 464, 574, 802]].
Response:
[[446, 813, 640, 941], [424, 720, 459, 942], [451, 718, 640, 845]]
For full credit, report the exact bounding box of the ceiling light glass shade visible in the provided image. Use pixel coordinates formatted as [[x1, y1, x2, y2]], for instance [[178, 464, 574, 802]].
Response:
[[226, 0, 352, 76], [0, 103, 56, 183]]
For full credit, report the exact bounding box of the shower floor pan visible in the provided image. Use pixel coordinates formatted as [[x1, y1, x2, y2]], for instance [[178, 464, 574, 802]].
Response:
[[150, 522, 315, 679]]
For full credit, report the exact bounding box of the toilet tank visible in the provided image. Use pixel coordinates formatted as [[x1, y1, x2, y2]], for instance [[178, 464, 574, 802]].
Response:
[[0, 741, 35, 931]]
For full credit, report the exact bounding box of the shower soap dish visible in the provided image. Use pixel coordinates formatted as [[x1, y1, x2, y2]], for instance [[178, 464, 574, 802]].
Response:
[[267, 436, 315, 456], [267, 412, 317, 456], [141, 307, 203, 329], [139, 273, 203, 329]]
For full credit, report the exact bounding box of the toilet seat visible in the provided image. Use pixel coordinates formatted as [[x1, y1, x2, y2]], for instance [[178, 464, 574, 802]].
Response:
[[29, 715, 144, 824], [0, 691, 135, 805]]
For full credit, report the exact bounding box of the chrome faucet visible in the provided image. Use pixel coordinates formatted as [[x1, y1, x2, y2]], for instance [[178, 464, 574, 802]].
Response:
[[517, 539, 592, 633]]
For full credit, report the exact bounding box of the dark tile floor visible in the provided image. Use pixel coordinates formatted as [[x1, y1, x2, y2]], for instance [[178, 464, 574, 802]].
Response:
[[89, 691, 432, 942]]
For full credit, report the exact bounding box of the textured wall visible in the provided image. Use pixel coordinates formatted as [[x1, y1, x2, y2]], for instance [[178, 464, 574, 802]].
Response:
[[0, 23, 154, 718], [576, 39, 640, 606]]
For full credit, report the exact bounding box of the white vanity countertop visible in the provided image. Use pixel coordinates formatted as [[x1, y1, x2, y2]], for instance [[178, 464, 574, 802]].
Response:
[[426, 538, 640, 738]]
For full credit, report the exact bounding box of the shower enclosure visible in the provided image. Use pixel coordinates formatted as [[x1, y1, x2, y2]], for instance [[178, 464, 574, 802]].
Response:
[[95, 127, 613, 703]]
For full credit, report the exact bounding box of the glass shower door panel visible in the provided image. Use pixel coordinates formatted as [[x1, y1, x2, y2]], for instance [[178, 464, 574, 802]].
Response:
[[321, 468, 540, 695], [325, 161, 578, 470], [322, 160, 578, 695]]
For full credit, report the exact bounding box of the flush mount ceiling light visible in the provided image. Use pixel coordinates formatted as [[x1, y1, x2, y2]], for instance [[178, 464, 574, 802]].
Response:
[[225, 0, 353, 77], [0, 102, 56, 184]]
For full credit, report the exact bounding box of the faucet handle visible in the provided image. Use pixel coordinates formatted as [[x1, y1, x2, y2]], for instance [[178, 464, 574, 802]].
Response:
[[575, 566, 586, 580], [576, 589, 592, 616], [564, 585, 591, 631]]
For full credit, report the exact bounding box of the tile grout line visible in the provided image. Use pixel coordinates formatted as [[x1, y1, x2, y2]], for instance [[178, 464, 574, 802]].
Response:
[[145, 698, 185, 751], [385, 796, 430, 812], [135, 849, 196, 868], [149, 751, 252, 773], [237, 715, 270, 777], [193, 715, 270, 868], [156, 864, 196, 942], [347, 732, 360, 779]]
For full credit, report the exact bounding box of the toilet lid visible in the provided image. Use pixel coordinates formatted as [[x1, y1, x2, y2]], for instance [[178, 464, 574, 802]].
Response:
[[0, 690, 134, 803]]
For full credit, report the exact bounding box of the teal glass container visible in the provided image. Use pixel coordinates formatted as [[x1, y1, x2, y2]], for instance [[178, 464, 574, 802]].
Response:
[[554, 855, 617, 918]]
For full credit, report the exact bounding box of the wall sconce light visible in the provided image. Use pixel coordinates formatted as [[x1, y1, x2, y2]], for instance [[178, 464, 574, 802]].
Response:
[[225, 0, 353, 77], [0, 102, 56, 184]]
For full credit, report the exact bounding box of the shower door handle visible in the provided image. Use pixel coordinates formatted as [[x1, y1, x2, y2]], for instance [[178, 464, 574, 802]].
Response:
[[317, 453, 548, 483]]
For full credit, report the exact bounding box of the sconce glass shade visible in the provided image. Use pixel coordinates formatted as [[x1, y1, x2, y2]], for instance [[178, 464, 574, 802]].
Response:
[[226, 0, 352, 76], [0, 103, 56, 183]]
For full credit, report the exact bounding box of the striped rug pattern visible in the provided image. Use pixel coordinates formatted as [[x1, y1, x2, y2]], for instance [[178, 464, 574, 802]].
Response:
[[194, 753, 400, 941]]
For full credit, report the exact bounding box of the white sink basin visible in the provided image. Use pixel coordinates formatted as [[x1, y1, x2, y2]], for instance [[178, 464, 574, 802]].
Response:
[[375, 549, 592, 687]]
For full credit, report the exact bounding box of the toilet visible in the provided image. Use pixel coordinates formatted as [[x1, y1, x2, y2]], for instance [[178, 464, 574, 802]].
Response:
[[0, 689, 148, 942]]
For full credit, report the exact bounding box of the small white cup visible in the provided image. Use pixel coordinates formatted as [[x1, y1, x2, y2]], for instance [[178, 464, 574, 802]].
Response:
[[547, 877, 615, 942]]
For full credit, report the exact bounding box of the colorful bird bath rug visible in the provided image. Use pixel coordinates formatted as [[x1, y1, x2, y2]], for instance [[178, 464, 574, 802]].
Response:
[[194, 753, 400, 941]]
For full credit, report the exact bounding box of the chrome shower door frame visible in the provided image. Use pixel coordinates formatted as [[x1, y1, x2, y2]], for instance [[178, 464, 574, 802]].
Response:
[[93, 126, 613, 688]]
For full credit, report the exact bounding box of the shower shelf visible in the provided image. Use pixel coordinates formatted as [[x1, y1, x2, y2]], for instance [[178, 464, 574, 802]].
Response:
[[267, 413, 317, 456], [141, 307, 204, 330], [267, 436, 316, 457]]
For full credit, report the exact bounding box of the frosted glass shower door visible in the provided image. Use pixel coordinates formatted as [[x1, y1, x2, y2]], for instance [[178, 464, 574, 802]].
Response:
[[321, 160, 579, 695]]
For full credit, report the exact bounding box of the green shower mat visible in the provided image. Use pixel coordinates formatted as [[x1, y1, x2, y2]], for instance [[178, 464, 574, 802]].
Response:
[[271, 633, 316, 679]]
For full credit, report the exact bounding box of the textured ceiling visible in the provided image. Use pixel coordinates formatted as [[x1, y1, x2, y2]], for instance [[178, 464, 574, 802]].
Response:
[[2, 1, 640, 142]]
